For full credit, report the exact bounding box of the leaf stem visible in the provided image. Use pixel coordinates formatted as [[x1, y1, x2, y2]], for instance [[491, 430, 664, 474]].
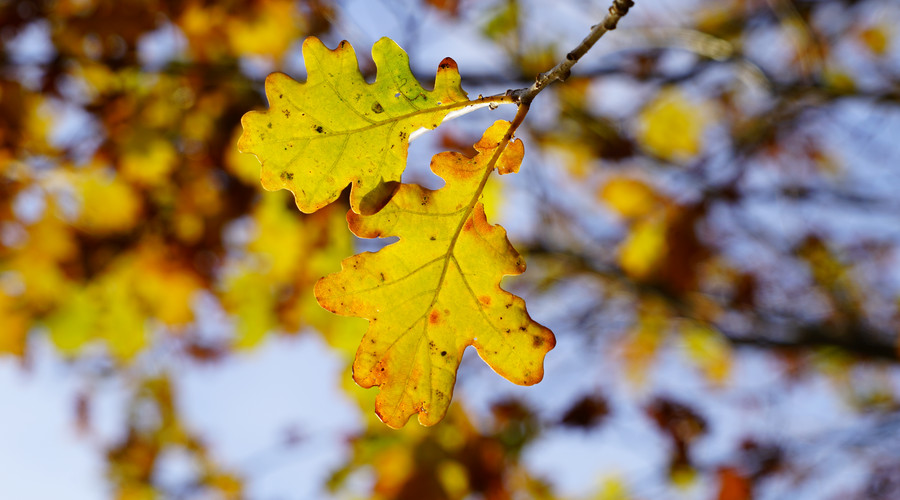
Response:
[[508, 0, 635, 106], [428, 104, 531, 312]]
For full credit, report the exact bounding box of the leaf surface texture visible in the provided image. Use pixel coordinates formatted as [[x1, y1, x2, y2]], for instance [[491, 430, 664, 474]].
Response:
[[239, 37, 470, 214], [315, 121, 555, 428]]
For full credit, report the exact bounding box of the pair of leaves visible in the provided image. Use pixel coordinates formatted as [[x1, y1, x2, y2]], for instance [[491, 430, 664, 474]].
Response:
[[239, 36, 554, 427]]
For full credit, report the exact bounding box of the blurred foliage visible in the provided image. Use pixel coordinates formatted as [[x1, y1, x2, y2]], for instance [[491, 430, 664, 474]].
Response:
[[1, 0, 900, 499]]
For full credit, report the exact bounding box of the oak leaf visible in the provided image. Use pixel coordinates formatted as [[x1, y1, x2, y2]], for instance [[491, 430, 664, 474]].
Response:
[[239, 36, 472, 214], [315, 121, 555, 428], [637, 88, 707, 162]]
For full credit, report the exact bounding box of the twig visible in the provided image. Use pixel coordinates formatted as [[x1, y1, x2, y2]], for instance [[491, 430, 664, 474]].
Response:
[[508, 0, 635, 106]]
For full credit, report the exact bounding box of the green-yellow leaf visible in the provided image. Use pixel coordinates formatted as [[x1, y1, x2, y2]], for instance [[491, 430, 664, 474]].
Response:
[[315, 121, 555, 428], [239, 36, 474, 214]]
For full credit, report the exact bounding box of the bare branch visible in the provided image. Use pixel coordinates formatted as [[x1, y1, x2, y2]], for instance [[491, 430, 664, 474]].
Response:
[[508, 0, 636, 106]]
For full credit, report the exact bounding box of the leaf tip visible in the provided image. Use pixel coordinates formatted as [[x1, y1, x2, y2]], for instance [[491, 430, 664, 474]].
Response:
[[497, 138, 524, 175], [372, 36, 408, 70], [434, 56, 467, 102], [300, 35, 327, 54], [437, 57, 458, 72], [475, 120, 512, 151]]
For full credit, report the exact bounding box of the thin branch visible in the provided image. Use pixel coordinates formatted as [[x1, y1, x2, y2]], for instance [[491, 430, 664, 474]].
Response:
[[508, 0, 636, 106]]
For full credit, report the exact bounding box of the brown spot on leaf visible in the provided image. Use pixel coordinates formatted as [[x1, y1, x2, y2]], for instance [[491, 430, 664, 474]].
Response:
[[479, 295, 491, 306], [283, 109, 290, 118], [463, 218, 474, 231], [280, 171, 293, 181], [372, 102, 384, 113], [315, 125, 324, 133], [429, 310, 440, 324], [532, 336, 544, 347], [441, 351, 447, 357]]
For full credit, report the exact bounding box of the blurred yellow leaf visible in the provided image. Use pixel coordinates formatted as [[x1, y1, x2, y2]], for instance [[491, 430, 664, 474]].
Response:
[[680, 320, 732, 383], [823, 68, 856, 93], [226, 0, 301, 57], [599, 177, 661, 219], [0, 291, 28, 356], [132, 244, 202, 326], [593, 476, 631, 500], [859, 25, 891, 55], [620, 300, 668, 385], [637, 88, 706, 162], [373, 445, 415, 496], [618, 215, 667, 280], [120, 137, 178, 187], [248, 193, 306, 281], [221, 267, 277, 349], [45, 244, 200, 360], [7, 256, 72, 309], [73, 167, 142, 234], [2, 213, 78, 309], [437, 459, 470, 499]]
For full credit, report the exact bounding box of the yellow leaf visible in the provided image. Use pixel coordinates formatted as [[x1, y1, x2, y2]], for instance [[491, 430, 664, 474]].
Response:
[[226, 0, 301, 57], [316, 121, 555, 427], [45, 287, 99, 356], [592, 476, 631, 500], [823, 68, 856, 93], [680, 321, 732, 383], [637, 88, 706, 162], [599, 177, 661, 219], [4, 214, 78, 308], [618, 215, 667, 279], [73, 168, 142, 234], [239, 36, 482, 214], [0, 292, 28, 356], [859, 25, 891, 55], [95, 275, 147, 360], [132, 244, 202, 326], [225, 125, 264, 185], [6, 255, 72, 308], [22, 213, 78, 262], [620, 300, 668, 385], [437, 460, 469, 499], [373, 445, 415, 495], [221, 267, 277, 349], [120, 137, 178, 187], [248, 193, 306, 281]]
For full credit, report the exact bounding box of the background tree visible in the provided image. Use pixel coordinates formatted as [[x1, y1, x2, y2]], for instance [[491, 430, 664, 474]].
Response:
[[1, 0, 899, 499]]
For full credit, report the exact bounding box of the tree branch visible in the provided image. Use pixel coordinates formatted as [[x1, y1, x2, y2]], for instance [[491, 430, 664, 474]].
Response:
[[508, 0, 635, 106]]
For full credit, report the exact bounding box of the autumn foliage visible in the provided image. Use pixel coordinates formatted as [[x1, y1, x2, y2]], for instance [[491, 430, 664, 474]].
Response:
[[2, 0, 900, 499]]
